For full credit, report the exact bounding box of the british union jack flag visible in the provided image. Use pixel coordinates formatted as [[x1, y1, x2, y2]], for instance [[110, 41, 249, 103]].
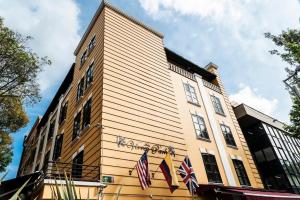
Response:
[[178, 156, 199, 193]]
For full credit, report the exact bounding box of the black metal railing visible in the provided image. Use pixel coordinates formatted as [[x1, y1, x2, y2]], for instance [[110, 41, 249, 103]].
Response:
[[44, 161, 100, 182]]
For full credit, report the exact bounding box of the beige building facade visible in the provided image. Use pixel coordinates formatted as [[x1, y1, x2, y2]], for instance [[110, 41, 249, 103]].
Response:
[[17, 1, 264, 199]]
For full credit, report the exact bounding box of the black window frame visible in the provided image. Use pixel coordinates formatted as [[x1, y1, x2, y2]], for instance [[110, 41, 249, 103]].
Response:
[[76, 77, 85, 101], [85, 62, 94, 89], [191, 114, 209, 140], [88, 35, 96, 53], [202, 153, 222, 183], [232, 159, 251, 186], [80, 49, 87, 66], [47, 122, 55, 141], [59, 102, 68, 125], [183, 83, 199, 104], [82, 98, 92, 129], [211, 95, 225, 115], [53, 134, 63, 160], [39, 135, 44, 153], [72, 150, 84, 179], [72, 111, 81, 140], [220, 124, 236, 147]]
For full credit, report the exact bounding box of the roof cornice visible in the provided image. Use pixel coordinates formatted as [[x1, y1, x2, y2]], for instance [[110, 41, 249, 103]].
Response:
[[74, 0, 163, 55]]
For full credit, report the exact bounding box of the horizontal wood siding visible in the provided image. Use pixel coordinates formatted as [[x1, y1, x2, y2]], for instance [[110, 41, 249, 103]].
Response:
[[102, 7, 189, 199], [60, 9, 104, 170]]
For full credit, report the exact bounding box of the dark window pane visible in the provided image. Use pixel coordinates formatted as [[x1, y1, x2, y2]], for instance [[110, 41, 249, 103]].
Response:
[[85, 62, 94, 88], [76, 78, 85, 101], [82, 98, 92, 129], [47, 122, 55, 141], [192, 114, 209, 139], [59, 102, 68, 124], [72, 111, 81, 140], [72, 150, 84, 179], [53, 134, 63, 160], [183, 83, 198, 104], [211, 95, 225, 115], [232, 159, 251, 186], [220, 124, 236, 146], [202, 153, 222, 183]]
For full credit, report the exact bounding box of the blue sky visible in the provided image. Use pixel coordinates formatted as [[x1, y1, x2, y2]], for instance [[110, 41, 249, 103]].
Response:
[[0, 0, 299, 180]]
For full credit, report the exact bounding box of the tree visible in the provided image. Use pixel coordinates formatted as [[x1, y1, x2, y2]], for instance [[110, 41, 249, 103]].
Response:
[[0, 17, 50, 172], [265, 26, 300, 137]]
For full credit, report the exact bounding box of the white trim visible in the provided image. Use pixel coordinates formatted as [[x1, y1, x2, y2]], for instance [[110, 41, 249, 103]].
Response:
[[200, 148, 207, 153], [88, 93, 93, 99], [207, 150, 215, 155], [244, 193, 300, 198], [194, 74, 236, 186], [72, 152, 77, 159], [79, 145, 85, 152], [44, 179, 106, 187]]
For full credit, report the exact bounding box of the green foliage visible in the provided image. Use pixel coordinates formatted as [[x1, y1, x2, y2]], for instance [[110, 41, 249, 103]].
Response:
[[285, 95, 300, 136], [265, 25, 300, 137], [0, 16, 50, 172], [50, 172, 90, 200], [0, 132, 12, 172]]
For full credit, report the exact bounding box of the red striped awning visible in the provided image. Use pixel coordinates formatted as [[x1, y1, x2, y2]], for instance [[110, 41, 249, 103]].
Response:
[[196, 184, 300, 200], [228, 188, 300, 200]]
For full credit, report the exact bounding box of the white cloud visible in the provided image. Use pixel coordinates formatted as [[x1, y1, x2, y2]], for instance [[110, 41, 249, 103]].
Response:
[[137, 0, 299, 122], [229, 84, 278, 115], [0, 0, 80, 92]]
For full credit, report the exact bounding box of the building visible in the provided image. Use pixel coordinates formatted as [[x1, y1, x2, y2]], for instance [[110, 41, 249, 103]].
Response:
[[233, 103, 300, 194], [14, 1, 300, 200]]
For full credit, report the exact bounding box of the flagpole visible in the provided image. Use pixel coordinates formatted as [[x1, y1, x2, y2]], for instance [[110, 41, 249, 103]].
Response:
[[190, 180, 194, 200]]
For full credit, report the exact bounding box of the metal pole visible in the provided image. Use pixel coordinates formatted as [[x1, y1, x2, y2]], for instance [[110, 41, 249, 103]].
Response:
[[190, 180, 194, 200]]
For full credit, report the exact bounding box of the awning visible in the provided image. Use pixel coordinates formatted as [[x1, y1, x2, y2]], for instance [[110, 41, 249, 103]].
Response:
[[196, 184, 300, 200], [227, 188, 300, 200]]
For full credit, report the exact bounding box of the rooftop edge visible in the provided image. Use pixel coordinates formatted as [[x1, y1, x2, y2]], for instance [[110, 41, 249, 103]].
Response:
[[74, 0, 163, 55]]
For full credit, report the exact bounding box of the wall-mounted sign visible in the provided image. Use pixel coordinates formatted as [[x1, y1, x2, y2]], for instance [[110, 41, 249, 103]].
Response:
[[102, 175, 114, 183], [116, 136, 176, 156]]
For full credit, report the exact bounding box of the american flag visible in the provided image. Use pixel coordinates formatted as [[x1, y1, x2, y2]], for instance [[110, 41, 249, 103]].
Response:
[[178, 156, 199, 193], [136, 151, 151, 190]]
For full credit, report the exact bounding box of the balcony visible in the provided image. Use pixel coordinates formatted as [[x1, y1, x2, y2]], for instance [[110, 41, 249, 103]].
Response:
[[202, 79, 222, 94], [44, 161, 100, 182]]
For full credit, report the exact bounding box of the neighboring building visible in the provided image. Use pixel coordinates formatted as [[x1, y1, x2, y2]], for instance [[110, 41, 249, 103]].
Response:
[[233, 103, 300, 194], [15, 1, 297, 200]]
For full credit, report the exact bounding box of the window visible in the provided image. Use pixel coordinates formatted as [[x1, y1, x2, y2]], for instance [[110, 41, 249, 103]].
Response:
[[88, 35, 96, 52], [30, 148, 36, 164], [202, 153, 222, 183], [80, 50, 87, 66], [53, 134, 63, 160], [72, 150, 84, 179], [183, 83, 198, 104], [82, 98, 92, 129], [220, 124, 236, 147], [263, 147, 276, 161], [39, 135, 44, 153], [85, 62, 94, 89], [59, 102, 68, 124], [192, 114, 209, 139], [232, 159, 251, 186], [47, 121, 55, 141], [76, 77, 84, 101], [73, 111, 81, 140], [211, 95, 225, 115]]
